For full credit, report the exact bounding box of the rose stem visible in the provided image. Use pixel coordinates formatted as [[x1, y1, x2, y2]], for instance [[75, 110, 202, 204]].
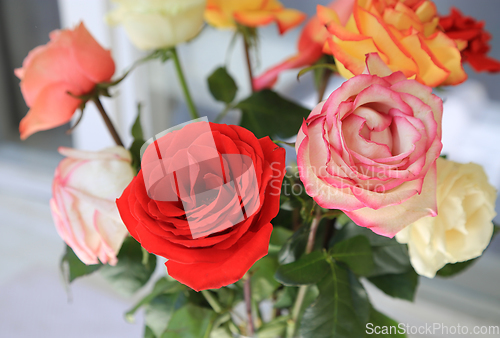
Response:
[[290, 205, 322, 333], [201, 290, 222, 313], [91, 96, 124, 147], [244, 275, 255, 336], [322, 218, 337, 249], [243, 34, 255, 92], [170, 47, 200, 120], [317, 68, 332, 103]]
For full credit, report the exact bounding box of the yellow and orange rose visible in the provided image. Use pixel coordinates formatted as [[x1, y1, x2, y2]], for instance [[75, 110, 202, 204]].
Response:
[[205, 0, 306, 34], [319, 0, 467, 87]]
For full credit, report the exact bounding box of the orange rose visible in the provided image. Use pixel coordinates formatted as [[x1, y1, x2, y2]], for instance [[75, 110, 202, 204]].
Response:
[[253, 0, 355, 91], [319, 0, 467, 87], [205, 0, 306, 34]]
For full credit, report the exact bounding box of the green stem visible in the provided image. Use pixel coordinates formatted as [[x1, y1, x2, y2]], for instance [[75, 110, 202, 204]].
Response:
[[171, 47, 199, 120], [201, 290, 222, 314], [317, 69, 332, 103], [289, 205, 322, 336], [214, 105, 232, 123]]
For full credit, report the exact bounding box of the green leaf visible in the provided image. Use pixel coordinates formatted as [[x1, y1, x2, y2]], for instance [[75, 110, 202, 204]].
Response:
[[131, 104, 144, 140], [300, 263, 370, 338], [214, 286, 242, 309], [146, 293, 188, 337], [126, 277, 186, 322], [144, 325, 156, 338], [129, 105, 146, 172], [237, 90, 310, 139], [330, 235, 374, 276], [365, 307, 406, 337], [210, 325, 233, 338], [257, 316, 290, 338], [161, 303, 216, 338], [368, 269, 419, 301], [275, 251, 329, 286], [60, 245, 102, 283], [207, 67, 238, 104], [274, 286, 297, 309], [436, 259, 477, 277], [278, 226, 308, 264], [268, 226, 294, 256], [334, 221, 411, 277], [100, 237, 157, 296], [297, 63, 337, 81], [250, 256, 281, 302]]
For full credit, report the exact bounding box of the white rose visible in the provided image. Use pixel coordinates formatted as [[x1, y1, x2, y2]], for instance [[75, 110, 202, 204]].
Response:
[[50, 146, 135, 265], [396, 157, 497, 278], [106, 0, 206, 50]]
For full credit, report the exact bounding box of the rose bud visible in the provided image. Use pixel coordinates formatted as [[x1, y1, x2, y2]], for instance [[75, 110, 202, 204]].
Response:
[[51, 147, 135, 265]]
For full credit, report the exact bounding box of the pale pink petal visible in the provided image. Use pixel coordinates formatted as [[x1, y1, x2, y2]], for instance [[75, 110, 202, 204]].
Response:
[[353, 84, 412, 116], [342, 114, 392, 159], [346, 163, 438, 237], [363, 52, 393, 77], [297, 137, 365, 210], [390, 80, 443, 138], [349, 176, 423, 210]]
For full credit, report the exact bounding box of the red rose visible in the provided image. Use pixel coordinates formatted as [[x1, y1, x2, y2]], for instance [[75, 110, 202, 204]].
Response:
[[440, 8, 500, 73], [116, 121, 285, 291]]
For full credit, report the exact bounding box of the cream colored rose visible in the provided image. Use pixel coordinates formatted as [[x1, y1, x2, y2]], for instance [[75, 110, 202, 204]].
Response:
[[106, 0, 206, 50], [50, 147, 135, 265], [396, 158, 497, 278]]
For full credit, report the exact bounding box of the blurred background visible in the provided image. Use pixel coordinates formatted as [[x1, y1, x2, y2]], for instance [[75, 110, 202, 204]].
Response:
[[0, 0, 499, 337]]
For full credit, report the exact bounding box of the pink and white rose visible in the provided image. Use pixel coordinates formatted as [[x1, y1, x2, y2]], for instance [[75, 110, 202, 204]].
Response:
[[50, 146, 135, 265], [296, 53, 443, 237]]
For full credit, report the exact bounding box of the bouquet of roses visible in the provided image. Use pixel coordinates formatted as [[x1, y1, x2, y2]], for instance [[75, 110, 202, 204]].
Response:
[[15, 0, 500, 337]]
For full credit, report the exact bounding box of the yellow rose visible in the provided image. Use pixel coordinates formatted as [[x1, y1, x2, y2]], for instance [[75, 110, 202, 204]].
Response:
[[205, 0, 306, 34], [106, 0, 206, 50], [396, 158, 497, 278], [318, 0, 467, 87]]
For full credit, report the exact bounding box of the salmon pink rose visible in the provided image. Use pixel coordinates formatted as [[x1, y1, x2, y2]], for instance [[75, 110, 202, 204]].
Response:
[[15, 23, 115, 140], [116, 122, 286, 291], [51, 147, 135, 265], [318, 0, 467, 87], [296, 54, 442, 237]]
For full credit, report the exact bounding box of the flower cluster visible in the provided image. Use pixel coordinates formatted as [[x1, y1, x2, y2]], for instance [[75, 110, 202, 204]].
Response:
[[13, 0, 499, 336]]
